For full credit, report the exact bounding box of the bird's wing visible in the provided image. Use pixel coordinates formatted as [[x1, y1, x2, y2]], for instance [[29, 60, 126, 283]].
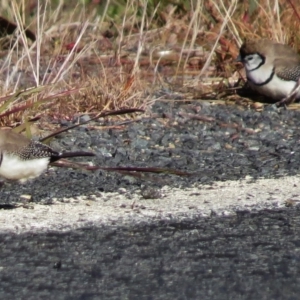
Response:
[[275, 58, 300, 82], [0, 141, 55, 160], [19, 141, 56, 160]]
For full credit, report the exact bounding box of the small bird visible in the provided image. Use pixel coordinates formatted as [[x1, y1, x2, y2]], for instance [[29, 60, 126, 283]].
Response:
[[236, 39, 300, 105], [0, 128, 95, 183]]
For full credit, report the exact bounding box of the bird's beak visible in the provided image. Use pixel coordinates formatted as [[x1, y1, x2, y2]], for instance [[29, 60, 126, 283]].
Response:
[[235, 54, 242, 62]]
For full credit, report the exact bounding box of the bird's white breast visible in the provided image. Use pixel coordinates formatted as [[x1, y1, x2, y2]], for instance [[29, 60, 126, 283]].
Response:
[[246, 62, 273, 85], [0, 153, 50, 183], [247, 65, 299, 99]]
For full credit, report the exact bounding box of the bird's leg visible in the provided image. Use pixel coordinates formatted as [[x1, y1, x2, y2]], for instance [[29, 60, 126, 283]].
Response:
[[276, 78, 300, 107]]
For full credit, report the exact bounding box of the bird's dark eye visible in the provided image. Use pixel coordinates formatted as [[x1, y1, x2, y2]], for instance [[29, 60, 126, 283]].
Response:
[[247, 56, 253, 61]]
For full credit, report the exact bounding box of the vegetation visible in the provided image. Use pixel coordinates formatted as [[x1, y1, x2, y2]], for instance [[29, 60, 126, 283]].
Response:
[[0, 0, 299, 127]]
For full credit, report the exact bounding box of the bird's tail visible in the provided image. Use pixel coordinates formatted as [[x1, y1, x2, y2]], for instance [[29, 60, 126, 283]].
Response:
[[50, 151, 95, 163]]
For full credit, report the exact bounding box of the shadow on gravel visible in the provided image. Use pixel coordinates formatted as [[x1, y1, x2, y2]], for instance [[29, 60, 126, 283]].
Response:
[[1, 207, 300, 299]]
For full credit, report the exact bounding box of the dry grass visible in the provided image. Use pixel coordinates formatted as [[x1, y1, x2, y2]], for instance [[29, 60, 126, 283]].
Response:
[[0, 0, 299, 127]]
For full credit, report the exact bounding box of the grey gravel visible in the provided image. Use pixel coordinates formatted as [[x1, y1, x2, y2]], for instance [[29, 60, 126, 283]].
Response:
[[2, 100, 300, 201]]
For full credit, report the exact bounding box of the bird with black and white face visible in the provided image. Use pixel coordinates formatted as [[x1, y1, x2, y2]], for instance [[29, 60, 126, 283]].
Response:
[[0, 128, 95, 183], [236, 39, 300, 105]]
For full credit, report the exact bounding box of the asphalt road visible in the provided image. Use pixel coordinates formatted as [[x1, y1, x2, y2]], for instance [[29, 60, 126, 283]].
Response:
[[1, 178, 300, 300]]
